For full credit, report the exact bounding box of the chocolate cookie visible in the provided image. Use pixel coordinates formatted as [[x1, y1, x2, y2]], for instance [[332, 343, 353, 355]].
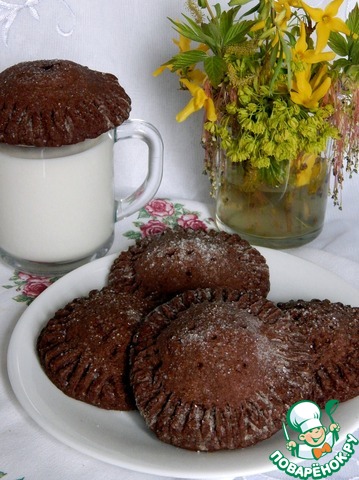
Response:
[[37, 287, 155, 410], [0, 59, 131, 146], [108, 228, 270, 302], [130, 288, 312, 451], [278, 299, 359, 407]]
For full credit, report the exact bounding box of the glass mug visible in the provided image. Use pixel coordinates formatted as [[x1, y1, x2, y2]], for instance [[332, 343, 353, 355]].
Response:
[[0, 119, 163, 276]]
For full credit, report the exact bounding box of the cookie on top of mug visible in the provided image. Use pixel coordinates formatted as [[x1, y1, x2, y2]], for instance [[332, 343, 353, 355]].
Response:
[[0, 59, 131, 147]]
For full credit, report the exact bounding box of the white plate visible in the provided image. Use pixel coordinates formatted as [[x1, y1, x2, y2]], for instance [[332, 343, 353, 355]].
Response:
[[7, 247, 359, 479]]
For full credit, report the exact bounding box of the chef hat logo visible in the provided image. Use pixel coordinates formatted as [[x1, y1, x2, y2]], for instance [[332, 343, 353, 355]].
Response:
[[287, 400, 323, 434]]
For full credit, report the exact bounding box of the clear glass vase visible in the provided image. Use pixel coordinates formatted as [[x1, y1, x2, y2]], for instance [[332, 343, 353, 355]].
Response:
[[215, 147, 331, 249]]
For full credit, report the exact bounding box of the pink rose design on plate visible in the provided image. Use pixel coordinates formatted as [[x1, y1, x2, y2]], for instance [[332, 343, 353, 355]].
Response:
[[17, 272, 40, 282], [5, 271, 58, 304], [145, 199, 175, 217], [140, 219, 168, 237], [19, 274, 53, 298], [177, 214, 207, 231]]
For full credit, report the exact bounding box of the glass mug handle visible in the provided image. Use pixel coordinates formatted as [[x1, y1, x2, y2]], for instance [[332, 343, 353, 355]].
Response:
[[114, 119, 164, 220]]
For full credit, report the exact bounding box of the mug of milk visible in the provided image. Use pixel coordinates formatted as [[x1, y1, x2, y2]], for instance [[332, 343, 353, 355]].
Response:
[[0, 119, 163, 275]]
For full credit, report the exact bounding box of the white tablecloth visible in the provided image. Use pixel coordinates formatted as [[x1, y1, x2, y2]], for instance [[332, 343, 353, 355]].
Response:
[[1, 198, 359, 480]]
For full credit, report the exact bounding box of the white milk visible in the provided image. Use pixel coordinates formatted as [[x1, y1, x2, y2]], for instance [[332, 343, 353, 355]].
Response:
[[0, 132, 115, 263]]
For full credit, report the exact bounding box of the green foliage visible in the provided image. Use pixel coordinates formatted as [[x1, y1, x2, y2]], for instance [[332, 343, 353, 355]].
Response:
[[169, 16, 213, 45], [158, 1, 359, 193], [228, 0, 252, 6], [328, 32, 349, 56], [205, 84, 337, 185], [167, 10, 254, 84], [329, 3, 359, 82], [169, 50, 208, 71], [347, 2, 359, 33], [204, 55, 227, 85]]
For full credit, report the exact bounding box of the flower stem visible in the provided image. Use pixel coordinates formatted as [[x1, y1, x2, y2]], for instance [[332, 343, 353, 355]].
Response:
[[204, 0, 216, 20]]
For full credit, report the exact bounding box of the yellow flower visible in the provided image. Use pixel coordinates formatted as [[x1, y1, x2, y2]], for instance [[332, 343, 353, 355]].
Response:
[[176, 78, 217, 122], [295, 152, 317, 186], [251, 19, 266, 32], [153, 64, 171, 77], [153, 34, 208, 80], [274, 0, 292, 29], [301, 0, 351, 52], [173, 34, 209, 54], [292, 22, 336, 64], [173, 35, 192, 52], [153, 35, 192, 77], [187, 69, 206, 84], [290, 64, 331, 109]]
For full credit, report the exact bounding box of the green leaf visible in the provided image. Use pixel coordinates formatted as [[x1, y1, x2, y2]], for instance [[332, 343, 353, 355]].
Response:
[[137, 209, 151, 219], [174, 203, 186, 213], [350, 39, 359, 64], [332, 57, 352, 70], [133, 220, 145, 227], [242, 2, 261, 18], [170, 16, 211, 45], [214, 3, 222, 17], [284, 28, 298, 47], [259, 159, 290, 186], [268, 40, 280, 70], [269, 51, 285, 91], [228, 0, 251, 6], [123, 230, 142, 240], [204, 55, 227, 86], [279, 35, 292, 88], [328, 32, 349, 56], [346, 64, 359, 82], [218, 7, 241, 38], [219, 9, 232, 37], [201, 21, 222, 52], [13, 294, 32, 304], [347, 3, 359, 34], [171, 50, 208, 70], [224, 19, 253, 45]]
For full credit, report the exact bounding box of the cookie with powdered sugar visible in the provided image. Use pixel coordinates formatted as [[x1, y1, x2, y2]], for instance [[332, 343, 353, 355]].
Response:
[[37, 287, 155, 410], [108, 228, 270, 303], [130, 288, 312, 451], [278, 298, 359, 407]]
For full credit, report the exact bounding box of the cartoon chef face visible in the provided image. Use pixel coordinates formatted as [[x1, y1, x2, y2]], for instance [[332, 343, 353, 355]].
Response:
[[299, 426, 327, 446], [287, 400, 326, 445]]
